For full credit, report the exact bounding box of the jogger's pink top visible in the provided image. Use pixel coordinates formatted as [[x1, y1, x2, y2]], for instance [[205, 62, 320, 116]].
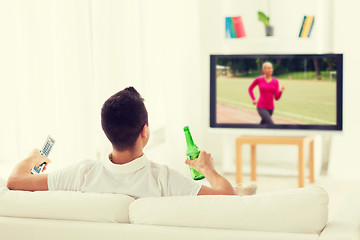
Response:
[[248, 76, 282, 110]]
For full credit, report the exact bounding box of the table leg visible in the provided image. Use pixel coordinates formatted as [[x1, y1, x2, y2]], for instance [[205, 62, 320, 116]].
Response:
[[298, 142, 304, 188], [309, 139, 315, 183], [251, 144, 256, 181], [236, 140, 242, 185]]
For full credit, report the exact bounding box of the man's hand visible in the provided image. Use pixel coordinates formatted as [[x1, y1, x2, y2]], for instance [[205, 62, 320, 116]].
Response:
[[185, 150, 235, 196], [185, 151, 214, 176], [7, 148, 50, 191], [29, 148, 51, 171]]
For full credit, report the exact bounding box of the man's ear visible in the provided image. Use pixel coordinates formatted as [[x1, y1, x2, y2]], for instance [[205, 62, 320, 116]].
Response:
[[140, 124, 149, 138]]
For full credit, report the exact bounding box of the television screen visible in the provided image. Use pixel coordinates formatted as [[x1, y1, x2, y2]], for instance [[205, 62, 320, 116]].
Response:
[[210, 54, 343, 131]]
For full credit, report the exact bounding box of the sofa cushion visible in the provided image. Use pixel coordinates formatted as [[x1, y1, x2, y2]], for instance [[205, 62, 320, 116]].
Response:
[[0, 178, 135, 223], [129, 186, 328, 234]]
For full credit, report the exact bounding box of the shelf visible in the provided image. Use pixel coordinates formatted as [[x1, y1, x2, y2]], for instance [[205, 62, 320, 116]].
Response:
[[211, 37, 332, 55], [201, 0, 333, 55]]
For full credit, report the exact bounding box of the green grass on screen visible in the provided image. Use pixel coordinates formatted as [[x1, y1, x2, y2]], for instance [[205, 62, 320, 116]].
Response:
[[217, 76, 336, 124]]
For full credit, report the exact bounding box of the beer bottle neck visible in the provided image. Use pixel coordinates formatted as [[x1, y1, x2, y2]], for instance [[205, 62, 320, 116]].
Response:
[[184, 131, 195, 148]]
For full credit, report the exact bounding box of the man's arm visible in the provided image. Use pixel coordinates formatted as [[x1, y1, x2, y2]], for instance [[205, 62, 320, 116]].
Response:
[[185, 151, 235, 196], [7, 149, 50, 191]]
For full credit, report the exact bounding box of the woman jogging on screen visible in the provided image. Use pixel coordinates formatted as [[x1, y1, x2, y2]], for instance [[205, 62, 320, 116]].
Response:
[[248, 62, 285, 124]]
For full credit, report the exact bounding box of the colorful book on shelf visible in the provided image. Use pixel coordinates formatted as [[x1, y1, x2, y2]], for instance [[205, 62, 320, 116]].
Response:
[[299, 16, 315, 38], [232, 16, 246, 38], [225, 16, 246, 38], [225, 17, 236, 38], [225, 17, 231, 38]]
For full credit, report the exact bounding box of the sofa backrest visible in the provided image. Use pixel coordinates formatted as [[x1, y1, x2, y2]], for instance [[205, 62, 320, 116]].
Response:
[[0, 178, 328, 234], [129, 186, 329, 234]]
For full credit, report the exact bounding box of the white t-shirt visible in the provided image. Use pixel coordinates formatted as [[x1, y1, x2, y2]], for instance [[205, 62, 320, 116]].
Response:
[[48, 154, 202, 199]]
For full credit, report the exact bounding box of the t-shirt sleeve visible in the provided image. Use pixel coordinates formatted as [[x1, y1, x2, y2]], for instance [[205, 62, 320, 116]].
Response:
[[274, 79, 283, 100], [47, 159, 95, 191], [248, 77, 259, 101], [161, 166, 202, 196]]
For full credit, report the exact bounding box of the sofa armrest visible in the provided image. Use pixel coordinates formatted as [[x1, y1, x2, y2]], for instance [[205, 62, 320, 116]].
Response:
[[0, 177, 135, 223], [320, 191, 360, 240]]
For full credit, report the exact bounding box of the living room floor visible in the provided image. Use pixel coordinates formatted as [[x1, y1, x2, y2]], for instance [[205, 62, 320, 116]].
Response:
[[221, 172, 360, 218]]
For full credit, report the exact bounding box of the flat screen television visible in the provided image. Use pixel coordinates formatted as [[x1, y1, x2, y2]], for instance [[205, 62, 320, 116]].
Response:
[[210, 54, 343, 131]]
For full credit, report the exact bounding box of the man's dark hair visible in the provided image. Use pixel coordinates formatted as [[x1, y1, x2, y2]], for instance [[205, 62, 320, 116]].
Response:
[[101, 87, 148, 151]]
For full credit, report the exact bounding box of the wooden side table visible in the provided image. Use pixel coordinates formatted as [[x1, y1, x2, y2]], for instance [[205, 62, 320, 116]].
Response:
[[235, 136, 315, 188]]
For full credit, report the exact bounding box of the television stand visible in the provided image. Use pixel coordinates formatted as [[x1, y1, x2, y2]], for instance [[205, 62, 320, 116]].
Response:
[[235, 136, 315, 188]]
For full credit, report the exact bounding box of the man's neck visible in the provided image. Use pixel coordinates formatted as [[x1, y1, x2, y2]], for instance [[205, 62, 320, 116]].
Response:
[[109, 148, 143, 165]]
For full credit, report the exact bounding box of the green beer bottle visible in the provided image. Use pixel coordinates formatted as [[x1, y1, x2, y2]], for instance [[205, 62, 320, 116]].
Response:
[[184, 126, 205, 180]]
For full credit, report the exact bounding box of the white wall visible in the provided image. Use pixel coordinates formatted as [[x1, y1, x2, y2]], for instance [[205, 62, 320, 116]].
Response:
[[197, 0, 360, 180], [0, 0, 358, 181], [197, 0, 330, 177], [153, 0, 203, 175], [0, 0, 98, 168], [328, 0, 360, 179], [0, 0, 203, 179]]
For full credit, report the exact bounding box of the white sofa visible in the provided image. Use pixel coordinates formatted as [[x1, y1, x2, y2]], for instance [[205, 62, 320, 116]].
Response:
[[0, 178, 359, 240]]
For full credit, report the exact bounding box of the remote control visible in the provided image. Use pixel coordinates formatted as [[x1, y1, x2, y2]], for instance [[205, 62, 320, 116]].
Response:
[[31, 135, 55, 174]]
